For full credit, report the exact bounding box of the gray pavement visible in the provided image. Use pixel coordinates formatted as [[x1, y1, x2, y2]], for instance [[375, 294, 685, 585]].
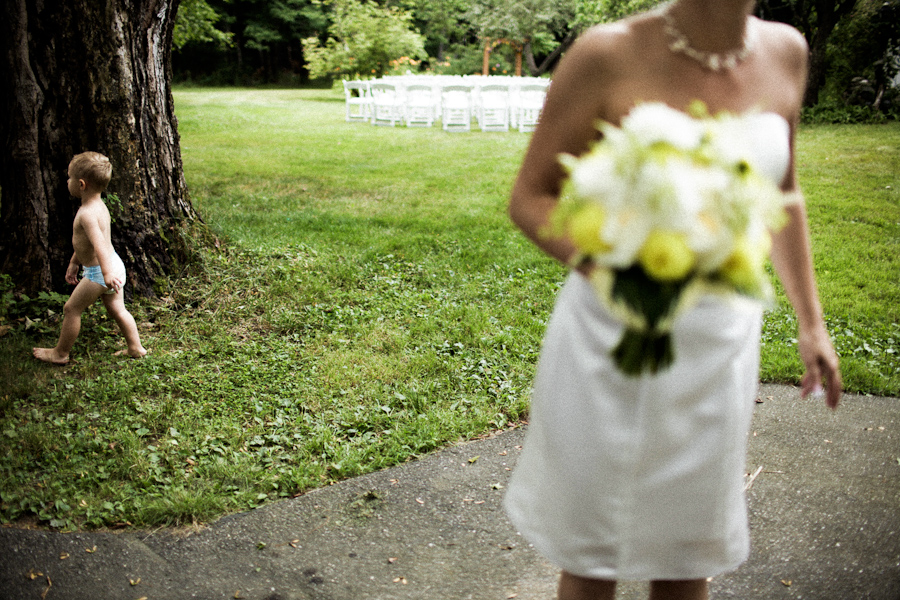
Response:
[[1, 383, 898, 600]]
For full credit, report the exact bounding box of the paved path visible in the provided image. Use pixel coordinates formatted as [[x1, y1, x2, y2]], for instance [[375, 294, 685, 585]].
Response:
[[1, 383, 898, 600]]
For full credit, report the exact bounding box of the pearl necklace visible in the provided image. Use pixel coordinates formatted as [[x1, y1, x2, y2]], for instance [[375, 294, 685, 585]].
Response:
[[660, 4, 752, 71]]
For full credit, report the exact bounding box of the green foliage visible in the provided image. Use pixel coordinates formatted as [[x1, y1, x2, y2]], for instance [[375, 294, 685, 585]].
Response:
[[824, 0, 900, 106], [802, 100, 897, 124], [0, 276, 69, 336], [173, 0, 233, 50], [573, 0, 664, 29], [409, 0, 472, 60], [1, 89, 896, 531], [302, 0, 427, 78], [466, 0, 576, 45]]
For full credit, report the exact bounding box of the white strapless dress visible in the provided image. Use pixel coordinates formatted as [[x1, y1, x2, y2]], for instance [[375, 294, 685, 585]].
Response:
[[504, 112, 791, 581]]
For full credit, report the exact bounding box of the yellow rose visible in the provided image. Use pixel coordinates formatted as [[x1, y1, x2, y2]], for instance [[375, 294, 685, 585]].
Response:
[[638, 230, 696, 282], [721, 233, 769, 291], [568, 204, 611, 254]]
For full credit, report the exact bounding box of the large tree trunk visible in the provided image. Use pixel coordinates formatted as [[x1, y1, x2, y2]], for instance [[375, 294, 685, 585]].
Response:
[[792, 0, 859, 106], [0, 0, 202, 297]]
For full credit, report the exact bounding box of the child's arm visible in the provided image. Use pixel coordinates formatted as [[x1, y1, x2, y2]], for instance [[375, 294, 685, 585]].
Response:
[[66, 253, 80, 285], [82, 214, 125, 292]]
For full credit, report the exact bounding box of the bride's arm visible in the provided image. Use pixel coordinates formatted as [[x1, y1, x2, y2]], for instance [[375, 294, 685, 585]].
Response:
[[769, 29, 842, 409], [508, 26, 621, 276], [770, 198, 842, 409]]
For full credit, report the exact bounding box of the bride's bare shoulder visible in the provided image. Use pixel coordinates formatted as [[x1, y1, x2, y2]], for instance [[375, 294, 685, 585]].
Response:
[[566, 11, 662, 72], [753, 17, 808, 70]]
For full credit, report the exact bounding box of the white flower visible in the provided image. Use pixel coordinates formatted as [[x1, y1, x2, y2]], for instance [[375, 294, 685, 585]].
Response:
[[562, 149, 620, 205], [622, 103, 704, 150], [596, 204, 653, 268], [633, 156, 704, 228]]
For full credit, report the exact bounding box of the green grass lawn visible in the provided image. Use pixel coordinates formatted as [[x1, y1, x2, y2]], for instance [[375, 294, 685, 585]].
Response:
[[0, 87, 897, 530]]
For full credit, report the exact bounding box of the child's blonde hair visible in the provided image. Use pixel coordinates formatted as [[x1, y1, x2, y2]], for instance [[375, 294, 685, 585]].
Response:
[[69, 152, 112, 192]]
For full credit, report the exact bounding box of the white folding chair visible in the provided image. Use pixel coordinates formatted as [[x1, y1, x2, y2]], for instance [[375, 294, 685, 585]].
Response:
[[441, 85, 473, 132], [404, 83, 437, 127], [515, 84, 548, 132], [475, 84, 510, 132], [342, 80, 371, 123], [370, 82, 404, 127]]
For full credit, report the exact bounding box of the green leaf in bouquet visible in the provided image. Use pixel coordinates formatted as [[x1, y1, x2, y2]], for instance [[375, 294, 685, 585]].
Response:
[[610, 265, 689, 330], [612, 328, 675, 376]]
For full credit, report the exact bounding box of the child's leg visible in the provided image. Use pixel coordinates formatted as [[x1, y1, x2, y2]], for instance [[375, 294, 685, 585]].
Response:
[[33, 279, 104, 364], [101, 291, 147, 358], [649, 579, 709, 600], [558, 571, 616, 600]]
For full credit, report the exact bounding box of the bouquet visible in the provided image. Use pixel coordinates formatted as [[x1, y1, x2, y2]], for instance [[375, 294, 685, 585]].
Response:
[[553, 102, 788, 376]]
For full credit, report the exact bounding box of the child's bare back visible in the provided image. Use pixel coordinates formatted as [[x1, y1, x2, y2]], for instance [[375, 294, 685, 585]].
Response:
[[33, 152, 147, 365]]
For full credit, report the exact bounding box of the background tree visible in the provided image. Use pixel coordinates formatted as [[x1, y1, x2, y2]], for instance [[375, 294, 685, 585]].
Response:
[[824, 0, 900, 109], [572, 0, 663, 26], [302, 0, 427, 78], [410, 0, 472, 62], [532, 0, 664, 75], [0, 0, 201, 296], [173, 0, 328, 84], [757, 0, 860, 106], [173, 0, 233, 50], [465, 0, 578, 76]]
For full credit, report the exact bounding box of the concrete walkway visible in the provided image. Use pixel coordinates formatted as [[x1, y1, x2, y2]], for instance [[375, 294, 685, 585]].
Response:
[[1, 383, 898, 600]]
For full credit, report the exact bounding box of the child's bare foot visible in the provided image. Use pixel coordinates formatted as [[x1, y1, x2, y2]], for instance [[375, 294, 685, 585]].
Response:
[[114, 347, 148, 359], [33, 347, 69, 365]]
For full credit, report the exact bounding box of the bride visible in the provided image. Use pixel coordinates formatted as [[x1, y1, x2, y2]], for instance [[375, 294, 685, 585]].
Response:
[[503, 1, 842, 599]]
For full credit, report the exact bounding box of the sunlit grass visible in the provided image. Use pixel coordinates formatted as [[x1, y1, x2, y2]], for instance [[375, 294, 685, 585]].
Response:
[[0, 87, 896, 530]]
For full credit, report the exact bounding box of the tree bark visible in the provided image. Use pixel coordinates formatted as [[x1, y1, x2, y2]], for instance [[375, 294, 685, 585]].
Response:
[[524, 30, 577, 77], [796, 0, 859, 106], [0, 0, 202, 297]]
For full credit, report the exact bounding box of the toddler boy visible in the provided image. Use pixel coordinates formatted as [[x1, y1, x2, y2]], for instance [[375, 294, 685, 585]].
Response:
[[33, 152, 147, 364]]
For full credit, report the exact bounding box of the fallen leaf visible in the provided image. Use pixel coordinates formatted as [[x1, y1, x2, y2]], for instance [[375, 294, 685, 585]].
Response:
[[0, 324, 10, 337], [41, 576, 52, 600], [468, 456, 480, 464], [781, 580, 792, 587]]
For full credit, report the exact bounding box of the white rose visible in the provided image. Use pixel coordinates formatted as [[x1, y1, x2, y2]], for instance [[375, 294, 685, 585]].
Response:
[[623, 103, 704, 150]]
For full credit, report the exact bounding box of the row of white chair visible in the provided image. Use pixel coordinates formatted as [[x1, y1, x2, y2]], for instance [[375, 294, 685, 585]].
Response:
[[343, 77, 549, 132]]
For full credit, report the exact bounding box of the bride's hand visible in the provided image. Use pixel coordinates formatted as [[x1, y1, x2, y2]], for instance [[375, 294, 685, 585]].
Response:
[[797, 324, 842, 409]]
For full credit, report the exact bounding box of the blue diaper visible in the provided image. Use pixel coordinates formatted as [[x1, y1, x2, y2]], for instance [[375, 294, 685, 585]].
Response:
[[82, 255, 126, 294]]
